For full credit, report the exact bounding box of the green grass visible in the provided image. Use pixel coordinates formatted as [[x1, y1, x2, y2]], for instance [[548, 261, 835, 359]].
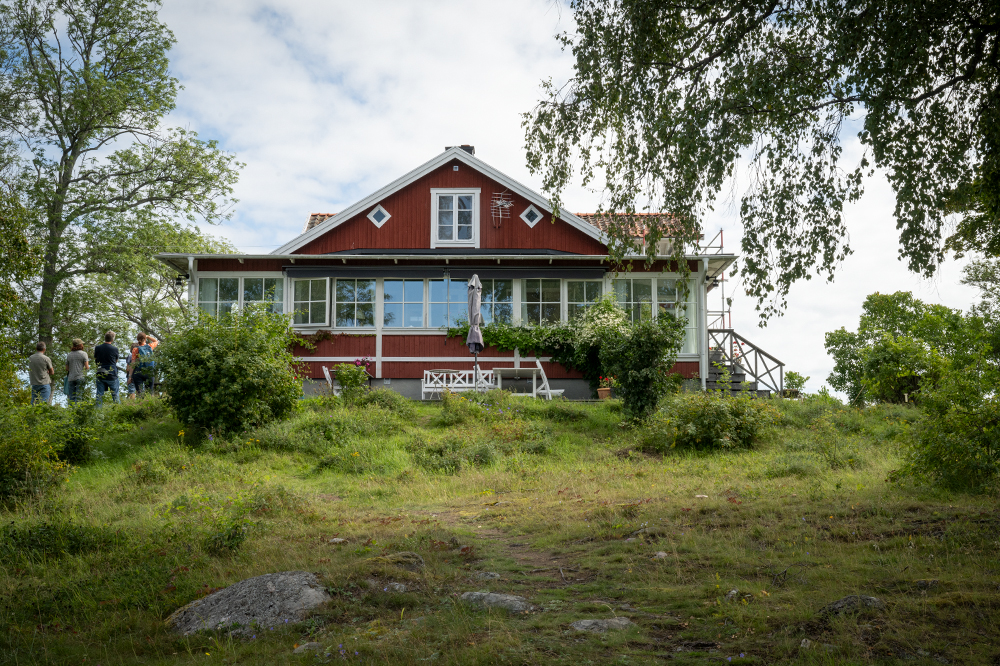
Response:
[[1, 394, 998, 665]]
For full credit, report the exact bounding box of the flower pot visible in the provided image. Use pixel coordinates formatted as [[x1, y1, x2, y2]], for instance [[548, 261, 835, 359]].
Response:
[[597, 387, 612, 400]]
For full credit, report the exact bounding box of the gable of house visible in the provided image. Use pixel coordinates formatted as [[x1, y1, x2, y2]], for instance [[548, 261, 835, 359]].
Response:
[[276, 147, 607, 256]]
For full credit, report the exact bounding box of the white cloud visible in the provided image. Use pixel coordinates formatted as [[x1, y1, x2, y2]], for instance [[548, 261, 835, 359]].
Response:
[[158, 0, 983, 395]]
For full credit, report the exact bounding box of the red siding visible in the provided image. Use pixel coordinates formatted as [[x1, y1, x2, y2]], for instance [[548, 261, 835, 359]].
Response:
[[382, 335, 514, 358], [671, 361, 700, 378], [291, 334, 376, 359], [296, 159, 607, 255]]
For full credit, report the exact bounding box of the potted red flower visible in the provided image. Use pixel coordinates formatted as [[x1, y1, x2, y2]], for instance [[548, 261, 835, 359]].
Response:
[[597, 376, 615, 400]]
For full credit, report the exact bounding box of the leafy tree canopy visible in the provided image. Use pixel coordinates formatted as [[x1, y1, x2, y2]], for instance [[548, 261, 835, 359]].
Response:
[[824, 291, 986, 405], [0, 0, 242, 347], [524, 0, 999, 320]]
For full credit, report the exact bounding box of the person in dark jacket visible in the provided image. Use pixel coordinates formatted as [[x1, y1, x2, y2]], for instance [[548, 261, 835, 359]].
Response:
[[94, 330, 120, 406]]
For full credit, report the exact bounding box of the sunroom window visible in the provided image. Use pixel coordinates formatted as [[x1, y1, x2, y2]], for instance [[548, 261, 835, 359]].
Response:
[[243, 277, 284, 314], [480, 279, 513, 324], [567, 280, 602, 319], [521, 278, 561, 325], [428, 278, 468, 327], [658, 279, 698, 353], [335, 279, 375, 328], [198, 277, 238, 317], [383, 279, 424, 328], [613, 278, 653, 322], [293, 278, 327, 326]]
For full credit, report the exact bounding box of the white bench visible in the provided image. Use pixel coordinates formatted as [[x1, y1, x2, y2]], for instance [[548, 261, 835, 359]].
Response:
[[421, 369, 495, 400], [534, 359, 565, 400]]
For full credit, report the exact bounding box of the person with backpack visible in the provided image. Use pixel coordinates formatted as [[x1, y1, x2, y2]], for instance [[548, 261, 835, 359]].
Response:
[[130, 332, 158, 398], [94, 330, 120, 406]]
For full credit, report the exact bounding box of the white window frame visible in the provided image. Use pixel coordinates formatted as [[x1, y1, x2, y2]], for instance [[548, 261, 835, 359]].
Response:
[[367, 204, 391, 228], [430, 188, 481, 249], [520, 204, 543, 228], [291, 277, 330, 328], [196, 272, 287, 317], [332, 278, 377, 329]]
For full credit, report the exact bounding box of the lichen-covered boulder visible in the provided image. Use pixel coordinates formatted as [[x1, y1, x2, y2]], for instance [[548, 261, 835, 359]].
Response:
[[166, 571, 330, 636]]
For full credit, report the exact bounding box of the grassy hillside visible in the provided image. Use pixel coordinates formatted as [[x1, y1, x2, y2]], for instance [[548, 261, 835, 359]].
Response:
[[1, 393, 997, 665]]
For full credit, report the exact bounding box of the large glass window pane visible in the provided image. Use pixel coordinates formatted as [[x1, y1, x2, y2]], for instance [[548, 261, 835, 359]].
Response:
[[292, 278, 327, 325], [243, 278, 263, 302], [614, 278, 653, 322], [334, 279, 374, 328], [428, 279, 467, 327], [294, 279, 310, 302], [521, 278, 561, 325], [384, 279, 424, 328], [219, 278, 238, 302], [568, 280, 601, 319], [404, 303, 424, 327], [481, 279, 513, 324], [199, 302, 217, 318], [199, 278, 218, 303]]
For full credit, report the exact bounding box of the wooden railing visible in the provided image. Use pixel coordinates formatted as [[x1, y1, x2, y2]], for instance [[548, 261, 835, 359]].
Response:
[[707, 329, 784, 394]]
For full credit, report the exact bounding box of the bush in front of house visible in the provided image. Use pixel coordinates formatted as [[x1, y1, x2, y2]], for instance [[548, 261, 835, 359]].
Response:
[[639, 391, 779, 452], [599, 312, 687, 419], [158, 306, 302, 434]]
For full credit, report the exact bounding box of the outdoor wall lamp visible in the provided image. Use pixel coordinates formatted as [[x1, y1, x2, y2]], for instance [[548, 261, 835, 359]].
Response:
[[174, 273, 189, 287]]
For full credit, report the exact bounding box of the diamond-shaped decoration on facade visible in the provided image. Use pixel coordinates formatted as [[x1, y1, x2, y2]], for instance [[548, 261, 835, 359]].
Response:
[[520, 204, 542, 228], [368, 204, 391, 228]]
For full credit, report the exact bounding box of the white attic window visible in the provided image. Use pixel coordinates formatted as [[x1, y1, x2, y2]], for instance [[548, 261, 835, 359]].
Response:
[[368, 204, 391, 228], [520, 204, 543, 228]]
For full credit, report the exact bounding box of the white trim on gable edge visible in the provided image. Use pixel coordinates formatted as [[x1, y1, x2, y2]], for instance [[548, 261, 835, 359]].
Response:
[[272, 147, 607, 255]]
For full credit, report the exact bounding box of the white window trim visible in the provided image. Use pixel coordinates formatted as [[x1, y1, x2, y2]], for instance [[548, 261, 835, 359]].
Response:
[[520, 204, 543, 228], [430, 188, 481, 249], [290, 277, 331, 328], [196, 273, 287, 313], [331, 277, 378, 330], [367, 204, 391, 228]]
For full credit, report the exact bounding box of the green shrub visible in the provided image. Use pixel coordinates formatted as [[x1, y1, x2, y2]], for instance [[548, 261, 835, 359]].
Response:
[[600, 313, 686, 420], [0, 519, 119, 559], [640, 392, 778, 452], [359, 388, 416, 418], [203, 513, 253, 555], [249, 404, 406, 454], [158, 306, 302, 434], [0, 406, 72, 500], [435, 390, 484, 426], [898, 350, 1000, 491], [334, 362, 370, 405]]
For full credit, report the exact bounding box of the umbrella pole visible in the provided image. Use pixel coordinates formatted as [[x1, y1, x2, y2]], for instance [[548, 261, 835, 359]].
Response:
[[474, 352, 480, 392]]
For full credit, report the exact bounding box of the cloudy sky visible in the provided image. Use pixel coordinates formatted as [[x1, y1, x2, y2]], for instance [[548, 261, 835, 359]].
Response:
[[160, 0, 982, 394]]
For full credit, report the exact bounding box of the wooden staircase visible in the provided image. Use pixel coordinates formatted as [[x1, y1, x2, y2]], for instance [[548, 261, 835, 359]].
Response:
[[706, 329, 785, 397]]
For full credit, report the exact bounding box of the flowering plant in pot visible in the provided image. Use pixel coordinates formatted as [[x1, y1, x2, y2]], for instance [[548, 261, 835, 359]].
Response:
[[597, 376, 615, 399]]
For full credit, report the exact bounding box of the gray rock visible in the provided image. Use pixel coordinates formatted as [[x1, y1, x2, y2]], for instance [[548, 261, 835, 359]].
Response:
[[473, 571, 501, 580], [914, 579, 939, 590], [570, 617, 636, 633], [652, 551, 668, 560], [818, 595, 886, 616], [725, 588, 740, 602], [800, 638, 811, 649], [460, 592, 535, 614], [386, 582, 408, 592], [328, 538, 348, 544], [166, 571, 331, 636], [293, 642, 322, 654]]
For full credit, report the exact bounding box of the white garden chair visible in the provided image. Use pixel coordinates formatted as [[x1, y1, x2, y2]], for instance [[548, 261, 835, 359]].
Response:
[[535, 360, 565, 400]]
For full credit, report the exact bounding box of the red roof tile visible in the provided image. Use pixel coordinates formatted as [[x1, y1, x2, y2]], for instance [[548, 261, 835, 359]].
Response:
[[303, 213, 336, 233]]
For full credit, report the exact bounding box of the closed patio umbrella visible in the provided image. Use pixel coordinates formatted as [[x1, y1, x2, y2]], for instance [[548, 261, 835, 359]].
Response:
[[466, 275, 485, 389]]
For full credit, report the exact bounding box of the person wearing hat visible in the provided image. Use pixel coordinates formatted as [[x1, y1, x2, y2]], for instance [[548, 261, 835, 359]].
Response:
[[65, 338, 90, 404]]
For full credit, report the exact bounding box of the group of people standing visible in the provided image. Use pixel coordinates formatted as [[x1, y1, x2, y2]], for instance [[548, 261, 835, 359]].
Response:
[[27, 331, 159, 405]]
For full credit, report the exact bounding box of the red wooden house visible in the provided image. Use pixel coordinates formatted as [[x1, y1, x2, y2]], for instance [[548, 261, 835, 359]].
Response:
[[157, 146, 772, 399]]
